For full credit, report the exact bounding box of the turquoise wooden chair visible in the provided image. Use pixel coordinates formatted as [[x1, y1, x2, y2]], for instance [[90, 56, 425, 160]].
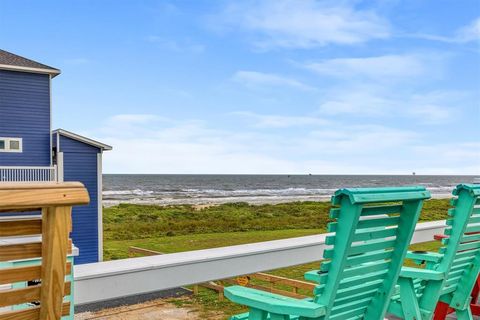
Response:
[[225, 186, 431, 320], [387, 184, 480, 320]]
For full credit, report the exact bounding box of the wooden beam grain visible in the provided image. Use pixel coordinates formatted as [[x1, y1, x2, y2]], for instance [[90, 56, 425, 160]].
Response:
[[39, 206, 71, 320]]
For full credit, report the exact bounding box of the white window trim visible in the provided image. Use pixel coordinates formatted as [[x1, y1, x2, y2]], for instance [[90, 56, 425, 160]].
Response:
[[0, 137, 23, 153]]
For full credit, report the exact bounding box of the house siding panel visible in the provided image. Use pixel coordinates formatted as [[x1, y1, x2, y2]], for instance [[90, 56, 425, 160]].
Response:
[[60, 135, 100, 264], [0, 70, 51, 166]]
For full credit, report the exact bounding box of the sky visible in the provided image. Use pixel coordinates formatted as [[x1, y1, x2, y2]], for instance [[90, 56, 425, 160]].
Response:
[[1, 0, 479, 174]]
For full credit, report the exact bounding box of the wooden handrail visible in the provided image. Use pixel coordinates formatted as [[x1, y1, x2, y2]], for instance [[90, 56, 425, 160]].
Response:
[[0, 182, 89, 209], [0, 182, 89, 320]]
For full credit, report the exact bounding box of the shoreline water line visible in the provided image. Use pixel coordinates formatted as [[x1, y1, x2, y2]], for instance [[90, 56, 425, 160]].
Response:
[[102, 193, 452, 208]]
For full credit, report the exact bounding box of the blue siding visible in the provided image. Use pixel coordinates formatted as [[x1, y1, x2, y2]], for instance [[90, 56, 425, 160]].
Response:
[[0, 70, 51, 166], [59, 135, 100, 264]]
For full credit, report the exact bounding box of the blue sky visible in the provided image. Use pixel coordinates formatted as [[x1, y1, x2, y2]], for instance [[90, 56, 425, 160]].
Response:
[[1, 0, 479, 174]]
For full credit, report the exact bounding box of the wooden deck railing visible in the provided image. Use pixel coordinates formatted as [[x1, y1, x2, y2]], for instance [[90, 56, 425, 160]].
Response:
[[0, 182, 89, 320]]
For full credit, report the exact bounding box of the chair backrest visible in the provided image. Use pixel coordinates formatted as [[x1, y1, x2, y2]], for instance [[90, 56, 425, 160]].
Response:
[[314, 187, 430, 319], [0, 182, 89, 320], [424, 184, 480, 309]]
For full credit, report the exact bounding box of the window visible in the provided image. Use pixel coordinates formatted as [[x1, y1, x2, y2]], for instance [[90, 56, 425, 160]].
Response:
[[10, 140, 20, 150], [0, 138, 22, 153]]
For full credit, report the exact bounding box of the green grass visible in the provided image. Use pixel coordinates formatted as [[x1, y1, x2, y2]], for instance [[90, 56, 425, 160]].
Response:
[[104, 199, 449, 241], [104, 229, 324, 260], [102, 198, 450, 318]]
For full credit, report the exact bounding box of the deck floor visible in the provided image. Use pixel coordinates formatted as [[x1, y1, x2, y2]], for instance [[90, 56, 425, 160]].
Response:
[[75, 297, 223, 320], [75, 296, 478, 320]]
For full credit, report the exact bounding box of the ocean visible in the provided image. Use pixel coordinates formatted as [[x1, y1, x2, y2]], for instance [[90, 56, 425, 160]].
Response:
[[102, 174, 480, 206]]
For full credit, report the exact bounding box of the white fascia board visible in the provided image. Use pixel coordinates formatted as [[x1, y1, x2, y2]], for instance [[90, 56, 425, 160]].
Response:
[[53, 129, 112, 151], [0, 64, 61, 77]]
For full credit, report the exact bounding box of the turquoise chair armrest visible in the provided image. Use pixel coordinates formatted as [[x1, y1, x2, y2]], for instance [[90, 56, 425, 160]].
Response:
[[400, 267, 445, 281], [405, 251, 443, 264], [224, 286, 326, 318], [304, 269, 321, 282]]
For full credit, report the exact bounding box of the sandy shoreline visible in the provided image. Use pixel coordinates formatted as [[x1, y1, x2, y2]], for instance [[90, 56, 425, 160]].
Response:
[[103, 193, 452, 208]]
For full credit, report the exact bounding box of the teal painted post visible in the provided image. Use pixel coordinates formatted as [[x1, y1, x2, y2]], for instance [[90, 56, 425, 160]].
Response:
[[398, 277, 422, 320], [365, 199, 425, 320], [315, 196, 363, 318], [249, 308, 268, 320], [419, 187, 477, 318]]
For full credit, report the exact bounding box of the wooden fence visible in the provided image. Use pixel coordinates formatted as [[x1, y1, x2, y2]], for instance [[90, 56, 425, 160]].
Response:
[[0, 182, 89, 320]]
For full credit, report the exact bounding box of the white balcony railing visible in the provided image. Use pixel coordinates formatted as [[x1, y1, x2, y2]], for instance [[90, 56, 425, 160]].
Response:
[[0, 166, 57, 182], [74, 220, 447, 306]]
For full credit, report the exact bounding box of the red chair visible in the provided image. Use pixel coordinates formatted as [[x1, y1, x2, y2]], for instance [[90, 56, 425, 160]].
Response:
[[433, 234, 480, 320]]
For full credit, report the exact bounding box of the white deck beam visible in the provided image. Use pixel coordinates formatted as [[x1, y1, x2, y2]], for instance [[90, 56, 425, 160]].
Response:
[[74, 220, 446, 305]]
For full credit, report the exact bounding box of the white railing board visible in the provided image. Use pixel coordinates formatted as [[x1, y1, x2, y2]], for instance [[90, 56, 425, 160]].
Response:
[[0, 166, 57, 182], [74, 220, 447, 306]]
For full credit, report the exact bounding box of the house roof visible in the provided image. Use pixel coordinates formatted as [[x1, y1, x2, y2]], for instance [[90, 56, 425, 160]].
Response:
[[0, 49, 61, 77], [54, 129, 113, 151]]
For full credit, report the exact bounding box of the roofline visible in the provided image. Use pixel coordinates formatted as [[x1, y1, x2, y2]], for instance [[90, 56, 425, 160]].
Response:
[[54, 129, 113, 151], [0, 64, 61, 77]]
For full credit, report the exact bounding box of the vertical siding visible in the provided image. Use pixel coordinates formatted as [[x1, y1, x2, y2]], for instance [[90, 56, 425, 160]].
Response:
[[0, 70, 51, 166], [60, 135, 100, 264]]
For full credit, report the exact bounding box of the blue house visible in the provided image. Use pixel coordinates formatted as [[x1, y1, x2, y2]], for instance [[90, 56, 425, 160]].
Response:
[[0, 49, 111, 264]]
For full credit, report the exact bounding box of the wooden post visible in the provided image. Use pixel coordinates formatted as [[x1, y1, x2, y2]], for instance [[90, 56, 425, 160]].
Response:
[[39, 206, 72, 320]]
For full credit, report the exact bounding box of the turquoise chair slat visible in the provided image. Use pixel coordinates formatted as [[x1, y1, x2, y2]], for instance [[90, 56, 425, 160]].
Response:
[[330, 297, 373, 316], [387, 183, 480, 319], [335, 280, 384, 300], [352, 228, 397, 242], [333, 288, 380, 306], [457, 241, 480, 251], [465, 224, 480, 233], [341, 260, 391, 279], [468, 214, 480, 223], [304, 269, 389, 289], [348, 239, 396, 256], [226, 186, 430, 320], [451, 255, 475, 267], [337, 270, 389, 290], [461, 233, 480, 242], [328, 304, 369, 320], [345, 250, 393, 266]]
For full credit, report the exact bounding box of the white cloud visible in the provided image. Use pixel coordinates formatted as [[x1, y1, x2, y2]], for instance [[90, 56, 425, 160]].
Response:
[[408, 105, 452, 124], [92, 113, 480, 175], [215, 0, 389, 49], [412, 142, 480, 174], [232, 70, 314, 90], [305, 54, 425, 79], [408, 17, 480, 44], [318, 86, 396, 116], [232, 111, 329, 128], [457, 17, 480, 42], [316, 84, 460, 124]]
